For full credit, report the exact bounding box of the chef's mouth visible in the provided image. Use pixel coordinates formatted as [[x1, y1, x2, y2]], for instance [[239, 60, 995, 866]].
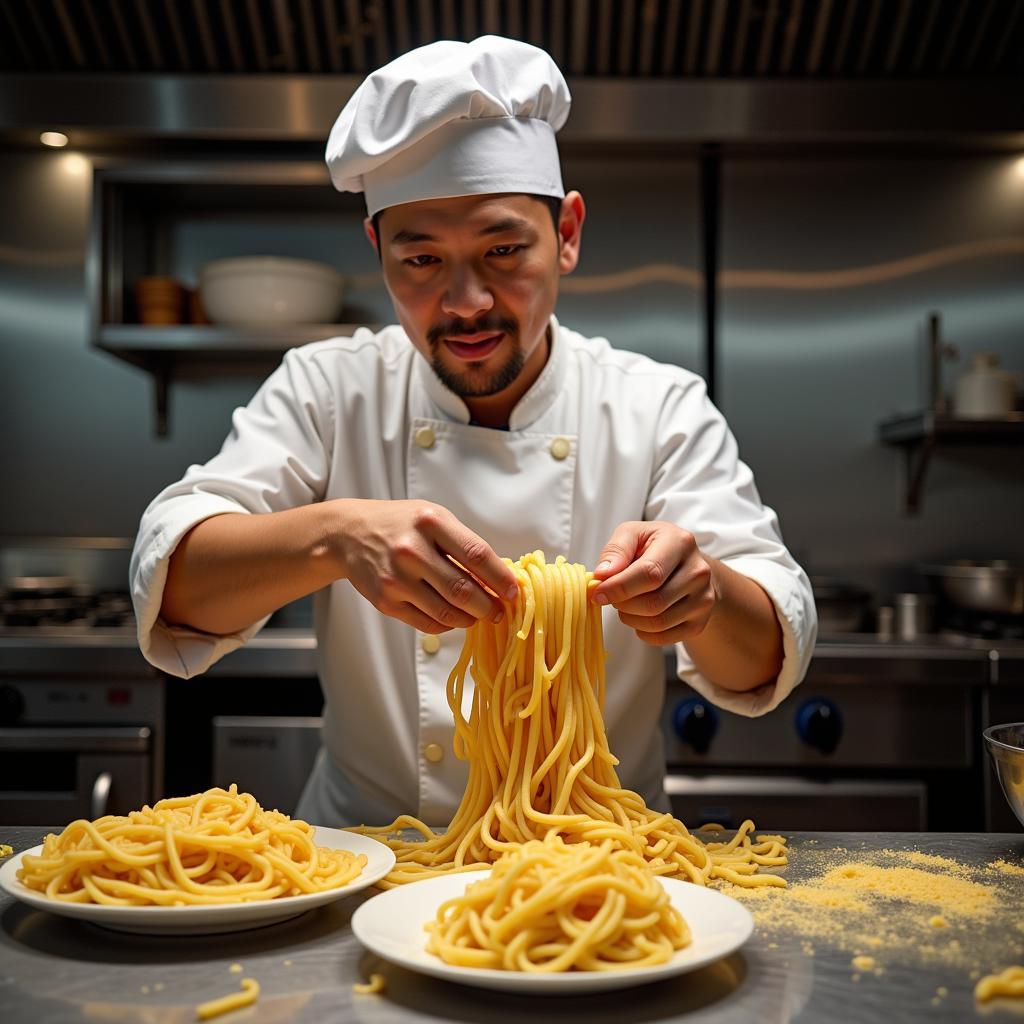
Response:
[[443, 332, 505, 361]]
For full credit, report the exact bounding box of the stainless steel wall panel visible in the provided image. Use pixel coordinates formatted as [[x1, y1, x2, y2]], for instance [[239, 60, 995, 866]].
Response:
[[556, 154, 703, 375], [718, 154, 1024, 598]]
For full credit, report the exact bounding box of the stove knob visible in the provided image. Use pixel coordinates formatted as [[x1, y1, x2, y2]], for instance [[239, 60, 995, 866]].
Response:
[[0, 685, 25, 725], [673, 698, 719, 755], [796, 698, 842, 755]]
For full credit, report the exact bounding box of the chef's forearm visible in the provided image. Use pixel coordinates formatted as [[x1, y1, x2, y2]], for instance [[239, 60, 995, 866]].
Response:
[[681, 559, 784, 692], [160, 504, 345, 635]]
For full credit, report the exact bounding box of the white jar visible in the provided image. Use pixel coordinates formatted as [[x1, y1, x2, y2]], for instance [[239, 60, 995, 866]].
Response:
[[953, 352, 1019, 419]]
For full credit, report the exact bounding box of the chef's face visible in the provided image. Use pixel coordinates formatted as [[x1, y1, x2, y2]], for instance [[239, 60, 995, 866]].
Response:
[[367, 192, 584, 405]]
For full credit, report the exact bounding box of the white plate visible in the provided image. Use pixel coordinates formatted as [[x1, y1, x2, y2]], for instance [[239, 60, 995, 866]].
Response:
[[0, 827, 394, 935], [351, 869, 753, 994]]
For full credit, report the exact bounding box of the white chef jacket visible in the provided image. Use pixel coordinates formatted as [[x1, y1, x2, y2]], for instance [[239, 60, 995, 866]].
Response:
[[130, 316, 816, 827]]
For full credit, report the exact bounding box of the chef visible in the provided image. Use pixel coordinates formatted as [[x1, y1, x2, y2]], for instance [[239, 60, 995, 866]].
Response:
[[130, 35, 816, 827]]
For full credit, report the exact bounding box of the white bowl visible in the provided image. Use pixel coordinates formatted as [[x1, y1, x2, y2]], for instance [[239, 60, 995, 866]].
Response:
[[199, 255, 346, 325]]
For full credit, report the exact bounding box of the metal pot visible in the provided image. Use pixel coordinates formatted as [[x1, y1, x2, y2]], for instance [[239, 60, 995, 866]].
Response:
[[810, 577, 872, 634], [919, 561, 1024, 616]]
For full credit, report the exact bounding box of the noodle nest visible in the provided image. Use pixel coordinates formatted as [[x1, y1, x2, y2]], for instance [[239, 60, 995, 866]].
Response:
[[427, 831, 691, 971], [17, 784, 366, 906]]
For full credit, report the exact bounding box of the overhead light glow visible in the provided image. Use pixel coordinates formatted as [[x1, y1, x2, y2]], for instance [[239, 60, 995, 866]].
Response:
[[40, 131, 69, 148], [60, 152, 90, 177], [1014, 156, 1024, 179]]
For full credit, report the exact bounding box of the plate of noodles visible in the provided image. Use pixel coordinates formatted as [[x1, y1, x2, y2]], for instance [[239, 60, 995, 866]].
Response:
[[351, 847, 755, 994], [0, 786, 395, 935]]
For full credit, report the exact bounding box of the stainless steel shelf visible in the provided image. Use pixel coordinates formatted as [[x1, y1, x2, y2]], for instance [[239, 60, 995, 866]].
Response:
[[879, 411, 1024, 445], [878, 410, 1024, 514], [94, 323, 380, 435], [97, 323, 376, 353]]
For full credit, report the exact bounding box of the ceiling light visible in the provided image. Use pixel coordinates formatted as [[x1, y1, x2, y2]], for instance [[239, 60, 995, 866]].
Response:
[[40, 131, 69, 148]]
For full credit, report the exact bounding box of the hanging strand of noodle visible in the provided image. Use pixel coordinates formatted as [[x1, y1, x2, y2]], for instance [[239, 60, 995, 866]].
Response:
[[426, 831, 691, 971], [18, 785, 366, 906], [351, 551, 787, 890]]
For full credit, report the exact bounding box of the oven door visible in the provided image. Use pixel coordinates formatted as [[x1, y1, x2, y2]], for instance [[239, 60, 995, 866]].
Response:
[[665, 774, 927, 831], [0, 726, 152, 825]]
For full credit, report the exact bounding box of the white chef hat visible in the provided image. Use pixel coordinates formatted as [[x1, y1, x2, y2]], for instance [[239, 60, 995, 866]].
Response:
[[326, 35, 571, 216]]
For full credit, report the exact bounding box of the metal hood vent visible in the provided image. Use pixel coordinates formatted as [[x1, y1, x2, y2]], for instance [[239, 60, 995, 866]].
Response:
[[1, 0, 1021, 78]]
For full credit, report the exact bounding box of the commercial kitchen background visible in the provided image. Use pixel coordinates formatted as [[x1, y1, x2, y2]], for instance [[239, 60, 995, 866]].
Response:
[[0, 0, 1022, 832]]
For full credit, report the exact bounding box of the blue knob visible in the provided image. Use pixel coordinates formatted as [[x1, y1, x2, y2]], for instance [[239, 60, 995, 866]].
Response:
[[796, 698, 842, 754], [673, 698, 719, 755]]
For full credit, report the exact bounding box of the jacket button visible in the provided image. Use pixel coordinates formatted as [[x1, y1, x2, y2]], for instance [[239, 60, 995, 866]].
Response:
[[421, 634, 441, 655], [550, 436, 571, 460], [424, 742, 444, 763], [415, 426, 436, 449]]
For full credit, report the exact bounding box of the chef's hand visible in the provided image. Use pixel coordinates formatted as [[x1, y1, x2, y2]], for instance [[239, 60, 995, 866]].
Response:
[[335, 499, 519, 634], [590, 521, 719, 645]]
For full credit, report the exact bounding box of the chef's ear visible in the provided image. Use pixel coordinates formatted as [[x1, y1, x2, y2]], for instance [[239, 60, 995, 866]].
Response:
[[556, 191, 585, 275], [364, 214, 381, 261]]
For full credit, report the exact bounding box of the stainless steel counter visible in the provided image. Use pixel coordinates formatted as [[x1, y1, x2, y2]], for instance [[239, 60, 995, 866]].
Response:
[[2, 828, 1023, 1023]]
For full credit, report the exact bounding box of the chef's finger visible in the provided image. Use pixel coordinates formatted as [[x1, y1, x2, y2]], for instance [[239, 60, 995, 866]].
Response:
[[592, 522, 644, 581], [617, 584, 715, 633], [416, 554, 501, 623], [592, 529, 689, 606], [633, 619, 709, 645], [411, 579, 481, 630], [613, 565, 693, 620], [423, 509, 519, 604], [389, 600, 456, 635]]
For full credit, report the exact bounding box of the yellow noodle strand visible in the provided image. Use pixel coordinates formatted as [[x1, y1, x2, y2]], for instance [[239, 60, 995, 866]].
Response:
[[350, 552, 786, 892], [196, 978, 260, 1020]]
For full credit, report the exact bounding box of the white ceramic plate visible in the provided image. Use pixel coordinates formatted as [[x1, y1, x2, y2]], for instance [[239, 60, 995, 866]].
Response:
[[351, 869, 753, 994], [0, 827, 394, 935]]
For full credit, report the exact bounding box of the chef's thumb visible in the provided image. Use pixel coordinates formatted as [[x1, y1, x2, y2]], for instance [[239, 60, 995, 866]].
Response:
[[593, 524, 642, 579]]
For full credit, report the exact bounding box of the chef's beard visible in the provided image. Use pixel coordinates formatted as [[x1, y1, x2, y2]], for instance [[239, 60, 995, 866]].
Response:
[[426, 316, 524, 399]]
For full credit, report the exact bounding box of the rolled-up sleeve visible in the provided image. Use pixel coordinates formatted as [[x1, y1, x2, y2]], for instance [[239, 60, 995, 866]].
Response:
[[130, 347, 335, 678], [644, 377, 816, 717]]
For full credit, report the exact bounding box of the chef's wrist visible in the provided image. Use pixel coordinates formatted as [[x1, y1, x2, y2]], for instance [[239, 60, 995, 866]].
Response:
[[319, 498, 357, 583]]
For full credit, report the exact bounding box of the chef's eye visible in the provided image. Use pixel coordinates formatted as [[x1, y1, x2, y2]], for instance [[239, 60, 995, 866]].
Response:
[[404, 254, 438, 267], [489, 245, 523, 258]]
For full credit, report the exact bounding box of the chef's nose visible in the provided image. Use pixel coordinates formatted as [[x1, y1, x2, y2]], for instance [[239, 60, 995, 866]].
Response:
[[441, 266, 493, 320]]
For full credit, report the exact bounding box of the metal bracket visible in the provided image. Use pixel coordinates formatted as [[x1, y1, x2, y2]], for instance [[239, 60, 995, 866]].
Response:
[[902, 432, 936, 516], [152, 361, 171, 438]]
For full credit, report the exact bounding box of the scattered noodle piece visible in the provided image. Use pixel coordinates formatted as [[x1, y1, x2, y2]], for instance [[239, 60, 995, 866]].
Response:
[[426, 832, 690, 971], [353, 973, 386, 994], [0, 844, 12, 858], [976, 966, 1024, 1003], [929, 915, 948, 928], [196, 978, 260, 1021], [350, 552, 786, 893], [228, 964, 243, 974]]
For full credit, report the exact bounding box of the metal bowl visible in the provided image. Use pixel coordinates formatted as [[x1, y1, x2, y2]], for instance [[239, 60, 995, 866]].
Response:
[[920, 561, 1024, 616], [810, 577, 872, 634], [984, 723, 1024, 829]]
